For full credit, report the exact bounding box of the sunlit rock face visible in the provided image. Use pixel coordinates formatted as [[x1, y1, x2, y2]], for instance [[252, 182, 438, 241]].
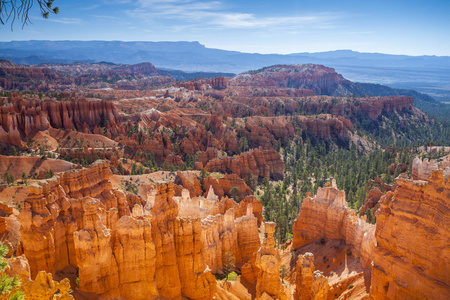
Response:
[[292, 184, 375, 268], [288, 156, 450, 300], [294, 252, 329, 300], [255, 222, 288, 300], [370, 165, 450, 299], [15, 161, 263, 299]]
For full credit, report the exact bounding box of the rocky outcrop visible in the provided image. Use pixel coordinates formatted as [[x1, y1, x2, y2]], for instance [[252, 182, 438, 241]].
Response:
[[232, 64, 347, 95], [411, 155, 450, 181], [201, 209, 239, 274], [198, 147, 218, 167], [23, 271, 74, 300], [176, 170, 202, 197], [198, 196, 260, 272], [15, 160, 265, 299], [235, 206, 261, 267], [294, 115, 351, 140], [175, 217, 216, 300], [294, 252, 329, 300], [255, 222, 287, 300], [6, 255, 31, 282], [292, 183, 375, 268], [0, 97, 120, 146], [205, 148, 284, 180], [211, 76, 227, 90], [359, 187, 384, 216], [370, 168, 450, 299], [113, 62, 160, 75], [7, 255, 74, 300], [73, 198, 120, 296], [204, 174, 253, 201], [0, 62, 61, 91], [163, 153, 184, 167], [388, 162, 407, 175], [18, 160, 130, 278]]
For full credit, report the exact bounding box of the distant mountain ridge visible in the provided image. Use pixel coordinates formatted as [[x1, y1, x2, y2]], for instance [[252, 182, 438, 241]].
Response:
[[0, 59, 441, 114], [1, 40, 449, 103]]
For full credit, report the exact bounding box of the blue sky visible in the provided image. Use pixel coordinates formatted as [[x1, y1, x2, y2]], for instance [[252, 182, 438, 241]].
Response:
[[1, 0, 449, 55]]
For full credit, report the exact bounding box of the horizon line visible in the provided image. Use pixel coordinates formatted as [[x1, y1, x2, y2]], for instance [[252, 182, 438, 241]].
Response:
[[0, 40, 448, 58]]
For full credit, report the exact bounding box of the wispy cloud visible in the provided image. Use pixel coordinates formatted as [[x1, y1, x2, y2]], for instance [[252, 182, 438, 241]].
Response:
[[126, 0, 342, 30], [340, 31, 373, 35], [47, 18, 82, 24], [92, 15, 123, 20], [82, 4, 100, 10]]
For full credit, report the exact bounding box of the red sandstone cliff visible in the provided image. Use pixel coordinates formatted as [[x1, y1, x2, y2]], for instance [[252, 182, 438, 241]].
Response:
[[0, 97, 119, 147], [205, 148, 285, 180]]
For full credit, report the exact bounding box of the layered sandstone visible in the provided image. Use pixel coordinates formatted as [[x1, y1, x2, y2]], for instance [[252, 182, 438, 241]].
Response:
[[0, 97, 119, 147], [204, 174, 253, 201], [23, 271, 74, 300], [235, 205, 261, 267], [294, 252, 329, 300], [175, 188, 261, 271], [201, 209, 239, 274], [370, 168, 450, 299], [292, 183, 375, 268], [15, 160, 266, 299], [359, 187, 384, 216], [205, 148, 284, 180], [255, 222, 287, 300], [7, 255, 74, 300], [411, 155, 450, 181]]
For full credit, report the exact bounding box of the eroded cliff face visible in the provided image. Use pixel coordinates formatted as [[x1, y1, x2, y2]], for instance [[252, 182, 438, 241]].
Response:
[[205, 148, 285, 180], [15, 161, 263, 299], [295, 252, 329, 300], [411, 155, 450, 181], [292, 183, 375, 268], [0, 98, 119, 147], [255, 222, 287, 300], [291, 159, 450, 300], [6, 255, 74, 300], [370, 167, 450, 299]]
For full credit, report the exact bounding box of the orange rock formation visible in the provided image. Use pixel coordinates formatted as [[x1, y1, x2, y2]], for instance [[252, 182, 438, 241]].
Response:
[[255, 222, 287, 300], [14, 161, 264, 299], [294, 252, 329, 300], [370, 165, 450, 299], [292, 182, 375, 268]]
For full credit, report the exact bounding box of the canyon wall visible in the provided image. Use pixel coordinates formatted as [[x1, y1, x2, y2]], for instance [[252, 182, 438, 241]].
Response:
[[292, 158, 450, 299], [295, 252, 329, 300], [370, 168, 450, 299], [255, 222, 287, 300], [205, 148, 285, 180], [292, 183, 375, 268], [15, 161, 262, 299], [0, 98, 119, 146]]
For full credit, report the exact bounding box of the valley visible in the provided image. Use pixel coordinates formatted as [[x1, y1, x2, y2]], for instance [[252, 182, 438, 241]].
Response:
[[0, 59, 448, 299]]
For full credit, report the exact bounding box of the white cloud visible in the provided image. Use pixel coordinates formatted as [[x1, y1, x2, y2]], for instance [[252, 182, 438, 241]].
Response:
[[92, 15, 123, 20], [82, 5, 100, 10], [126, 0, 341, 30], [47, 18, 82, 24]]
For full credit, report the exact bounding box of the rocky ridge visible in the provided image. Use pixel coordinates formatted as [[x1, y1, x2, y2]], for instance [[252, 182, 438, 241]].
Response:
[[12, 160, 270, 299], [370, 157, 450, 299]]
